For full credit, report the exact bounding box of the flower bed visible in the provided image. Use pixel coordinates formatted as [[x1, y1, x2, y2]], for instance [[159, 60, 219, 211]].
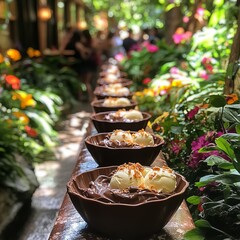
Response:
[[0, 48, 83, 234], [120, 6, 240, 238]]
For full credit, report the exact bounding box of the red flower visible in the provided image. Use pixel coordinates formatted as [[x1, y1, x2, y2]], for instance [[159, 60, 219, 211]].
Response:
[[25, 125, 38, 137], [5, 75, 21, 90], [142, 78, 151, 85], [197, 203, 203, 212]]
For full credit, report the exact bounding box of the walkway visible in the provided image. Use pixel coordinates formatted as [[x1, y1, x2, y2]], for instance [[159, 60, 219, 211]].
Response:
[[10, 103, 92, 240]]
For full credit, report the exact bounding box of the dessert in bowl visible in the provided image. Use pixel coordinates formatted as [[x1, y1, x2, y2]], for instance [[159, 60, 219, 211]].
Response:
[[93, 83, 133, 100], [97, 76, 133, 86], [67, 162, 189, 239], [91, 97, 137, 113], [85, 129, 164, 166], [91, 109, 151, 132]]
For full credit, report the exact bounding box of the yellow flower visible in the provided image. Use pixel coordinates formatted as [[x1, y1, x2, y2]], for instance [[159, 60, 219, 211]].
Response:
[[0, 53, 4, 64], [27, 48, 41, 58], [6, 49, 21, 61], [12, 91, 36, 109], [171, 79, 183, 87], [12, 111, 30, 125], [27, 47, 35, 58], [154, 112, 169, 123]]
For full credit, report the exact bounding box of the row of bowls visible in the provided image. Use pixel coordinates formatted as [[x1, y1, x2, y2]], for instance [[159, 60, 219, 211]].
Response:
[[67, 62, 189, 239]]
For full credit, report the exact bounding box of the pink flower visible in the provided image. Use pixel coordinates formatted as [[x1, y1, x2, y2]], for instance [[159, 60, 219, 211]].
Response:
[[183, 16, 189, 23], [201, 57, 212, 65], [160, 89, 167, 95], [196, 7, 204, 18], [114, 53, 125, 62], [171, 141, 182, 154], [146, 44, 159, 53], [172, 28, 192, 44], [142, 78, 151, 84], [186, 106, 200, 120], [199, 70, 209, 80], [170, 67, 180, 75]]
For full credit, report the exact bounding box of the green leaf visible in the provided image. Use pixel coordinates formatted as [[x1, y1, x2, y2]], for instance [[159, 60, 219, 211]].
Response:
[[198, 146, 218, 153], [184, 228, 205, 240], [215, 137, 235, 160], [209, 95, 226, 107], [204, 155, 232, 167], [196, 173, 240, 187], [195, 219, 211, 228], [187, 195, 201, 205]]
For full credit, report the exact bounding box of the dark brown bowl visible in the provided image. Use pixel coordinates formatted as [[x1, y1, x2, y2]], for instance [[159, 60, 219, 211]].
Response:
[[67, 166, 189, 239], [94, 86, 133, 100], [91, 111, 151, 133], [99, 70, 128, 78], [97, 78, 133, 86], [85, 132, 164, 166]]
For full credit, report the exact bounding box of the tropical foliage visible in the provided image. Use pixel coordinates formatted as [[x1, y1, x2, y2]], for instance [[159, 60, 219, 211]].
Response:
[[0, 48, 81, 191], [120, 1, 240, 239]]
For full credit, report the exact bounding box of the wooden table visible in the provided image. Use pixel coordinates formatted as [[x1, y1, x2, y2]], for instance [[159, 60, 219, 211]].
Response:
[[49, 123, 195, 240]]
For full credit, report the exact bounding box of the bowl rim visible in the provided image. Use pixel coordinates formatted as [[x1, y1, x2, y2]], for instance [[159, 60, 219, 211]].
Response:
[[90, 111, 152, 123], [67, 165, 189, 207], [84, 131, 164, 150]]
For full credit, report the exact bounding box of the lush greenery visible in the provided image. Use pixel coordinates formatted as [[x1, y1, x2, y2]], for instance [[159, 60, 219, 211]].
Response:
[[120, 1, 240, 239], [0, 48, 81, 191]]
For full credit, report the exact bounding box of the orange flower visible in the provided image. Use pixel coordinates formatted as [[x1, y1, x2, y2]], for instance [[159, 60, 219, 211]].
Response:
[[25, 125, 38, 137], [5, 75, 21, 90], [6, 49, 21, 61], [0, 53, 4, 64], [27, 47, 41, 58], [199, 103, 209, 109], [226, 93, 238, 104], [13, 111, 29, 125]]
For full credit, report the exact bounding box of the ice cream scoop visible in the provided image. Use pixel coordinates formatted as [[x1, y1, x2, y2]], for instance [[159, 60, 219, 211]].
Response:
[[105, 74, 118, 83], [110, 163, 145, 189], [132, 130, 154, 146], [122, 110, 143, 121], [109, 130, 133, 144], [115, 98, 131, 106], [144, 166, 177, 193]]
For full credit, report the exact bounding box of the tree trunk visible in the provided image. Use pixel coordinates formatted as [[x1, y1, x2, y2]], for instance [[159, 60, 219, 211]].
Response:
[[164, 6, 182, 45], [224, 2, 240, 95]]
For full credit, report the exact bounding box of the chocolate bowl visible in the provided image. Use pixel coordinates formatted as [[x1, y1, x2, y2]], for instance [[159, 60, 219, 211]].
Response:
[[67, 166, 189, 239], [93, 86, 133, 100], [91, 111, 151, 133], [97, 78, 133, 86], [91, 99, 137, 113], [84, 132, 164, 166]]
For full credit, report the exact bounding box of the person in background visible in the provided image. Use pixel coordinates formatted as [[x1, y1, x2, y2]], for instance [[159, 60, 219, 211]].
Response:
[[122, 29, 138, 57], [59, 25, 74, 54], [111, 29, 125, 57], [75, 29, 98, 101]]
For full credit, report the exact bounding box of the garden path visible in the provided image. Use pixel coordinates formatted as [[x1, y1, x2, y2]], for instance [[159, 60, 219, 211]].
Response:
[[12, 102, 92, 240]]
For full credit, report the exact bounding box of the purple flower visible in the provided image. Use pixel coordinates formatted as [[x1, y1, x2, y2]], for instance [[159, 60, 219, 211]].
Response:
[[186, 106, 200, 120], [188, 131, 227, 169]]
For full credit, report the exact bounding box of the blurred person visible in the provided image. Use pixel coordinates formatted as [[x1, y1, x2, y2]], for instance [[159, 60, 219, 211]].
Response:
[[59, 25, 75, 54], [76, 29, 98, 101], [112, 29, 125, 57], [122, 29, 138, 56]]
